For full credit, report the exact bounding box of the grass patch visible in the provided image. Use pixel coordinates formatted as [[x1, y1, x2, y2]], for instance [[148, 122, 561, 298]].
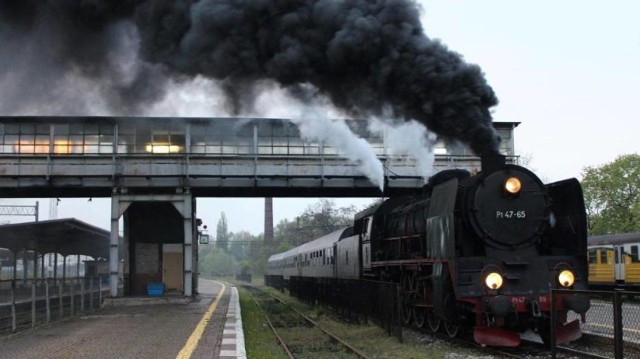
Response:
[[238, 286, 288, 359], [237, 283, 490, 358]]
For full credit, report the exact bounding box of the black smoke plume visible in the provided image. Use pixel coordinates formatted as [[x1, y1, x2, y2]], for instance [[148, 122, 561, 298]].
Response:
[[0, 0, 500, 155]]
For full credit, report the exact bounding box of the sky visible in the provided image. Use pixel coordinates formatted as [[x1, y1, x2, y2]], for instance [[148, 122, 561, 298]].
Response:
[[421, 1, 640, 182], [2, 1, 639, 236]]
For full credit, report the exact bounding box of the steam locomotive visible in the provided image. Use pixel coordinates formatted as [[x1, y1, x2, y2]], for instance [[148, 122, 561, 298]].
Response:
[[267, 155, 590, 347]]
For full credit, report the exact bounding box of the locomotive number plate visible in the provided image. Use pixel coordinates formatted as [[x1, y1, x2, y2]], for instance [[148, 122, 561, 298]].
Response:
[[511, 296, 548, 305], [496, 210, 526, 219]]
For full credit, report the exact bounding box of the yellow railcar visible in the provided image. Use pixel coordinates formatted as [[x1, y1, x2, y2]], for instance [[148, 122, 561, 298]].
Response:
[[588, 232, 640, 290]]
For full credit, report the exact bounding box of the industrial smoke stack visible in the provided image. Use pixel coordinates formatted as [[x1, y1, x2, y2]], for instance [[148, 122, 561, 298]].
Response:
[[264, 198, 273, 245]]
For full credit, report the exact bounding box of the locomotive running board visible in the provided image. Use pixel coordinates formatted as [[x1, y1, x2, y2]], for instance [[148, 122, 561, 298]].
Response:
[[474, 327, 521, 347]]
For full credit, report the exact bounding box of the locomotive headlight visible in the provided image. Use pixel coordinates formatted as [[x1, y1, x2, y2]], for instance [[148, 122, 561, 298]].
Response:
[[485, 272, 504, 290], [504, 177, 522, 194], [558, 270, 575, 287]]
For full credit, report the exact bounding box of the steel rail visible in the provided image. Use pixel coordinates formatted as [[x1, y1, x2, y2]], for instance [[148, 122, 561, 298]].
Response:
[[277, 298, 371, 359], [244, 287, 295, 359], [244, 284, 371, 359]]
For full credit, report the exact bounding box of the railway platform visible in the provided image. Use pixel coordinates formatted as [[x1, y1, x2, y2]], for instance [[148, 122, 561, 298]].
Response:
[[0, 279, 245, 359]]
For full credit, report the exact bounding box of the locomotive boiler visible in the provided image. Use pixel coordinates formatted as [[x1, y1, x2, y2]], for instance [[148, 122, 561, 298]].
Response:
[[267, 155, 590, 347]]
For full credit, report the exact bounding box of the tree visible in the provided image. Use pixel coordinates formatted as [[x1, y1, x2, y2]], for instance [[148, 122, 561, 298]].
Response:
[[517, 152, 550, 183], [199, 246, 238, 277], [229, 230, 252, 261], [272, 198, 361, 251], [216, 212, 230, 252], [581, 154, 640, 235]]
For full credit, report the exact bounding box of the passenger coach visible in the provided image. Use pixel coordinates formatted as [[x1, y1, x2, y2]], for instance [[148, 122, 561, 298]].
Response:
[[588, 232, 640, 290]]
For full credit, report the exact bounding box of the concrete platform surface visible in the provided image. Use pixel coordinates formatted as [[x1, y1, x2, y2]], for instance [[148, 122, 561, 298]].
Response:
[[0, 279, 246, 359]]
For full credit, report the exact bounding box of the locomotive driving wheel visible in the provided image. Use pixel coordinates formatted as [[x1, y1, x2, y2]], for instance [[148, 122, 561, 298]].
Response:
[[400, 272, 415, 325], [413, 277, 427, 328], [414, 307, 426, 328], [426, 311, 441, 333], [444, 320, 460, 338]]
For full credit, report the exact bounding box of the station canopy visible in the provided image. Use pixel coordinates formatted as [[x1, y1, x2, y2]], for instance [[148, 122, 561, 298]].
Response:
[[0, 218, 110, 259]]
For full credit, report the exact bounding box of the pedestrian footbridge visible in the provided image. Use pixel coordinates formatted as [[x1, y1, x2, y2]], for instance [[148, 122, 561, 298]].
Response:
[[0, 116, 518, 198]]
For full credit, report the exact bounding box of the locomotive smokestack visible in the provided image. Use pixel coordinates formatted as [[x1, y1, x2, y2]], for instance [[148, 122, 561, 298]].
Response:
[[481, 154, 506, 172]]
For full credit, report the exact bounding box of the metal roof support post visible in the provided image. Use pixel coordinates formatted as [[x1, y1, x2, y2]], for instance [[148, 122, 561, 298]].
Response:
[[80, 269, 85, 313], [34, 250, 38, 284], [110, 193, 120, 297], [31, 280, 35, 328], [22, 249, 28, 286], [45, 279, 50, 323], [58, 281, 63, 318], [11, 280, 16, 333], [182, 192, 193, 297], [12, 251, 17, 282], [11, 252, 16, 333], [53, 253, 58, 287]]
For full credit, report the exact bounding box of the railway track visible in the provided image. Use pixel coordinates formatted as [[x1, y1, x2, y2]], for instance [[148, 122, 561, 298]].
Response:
[[251, 282, 628, 358], [242, 285, 370, 359]]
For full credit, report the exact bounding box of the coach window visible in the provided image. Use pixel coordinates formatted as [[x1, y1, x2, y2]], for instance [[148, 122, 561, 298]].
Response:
[[600, 250, 608, 265], [588, 249, 597, 264], [632, 246, 640, 263]]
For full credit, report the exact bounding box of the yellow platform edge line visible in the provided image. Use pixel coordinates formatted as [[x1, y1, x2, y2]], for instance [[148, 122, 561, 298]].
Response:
[[176, 281, 227, 359]]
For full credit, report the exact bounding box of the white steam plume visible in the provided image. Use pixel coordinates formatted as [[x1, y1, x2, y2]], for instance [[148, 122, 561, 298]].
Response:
[[251, 85, 384, 191], [369, 118, 436, 183]]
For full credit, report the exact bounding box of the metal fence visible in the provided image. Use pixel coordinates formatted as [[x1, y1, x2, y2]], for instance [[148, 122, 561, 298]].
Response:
[[288, 277, 403, 341], [551, 289, 640, 359], [0, 277, 108, 336]]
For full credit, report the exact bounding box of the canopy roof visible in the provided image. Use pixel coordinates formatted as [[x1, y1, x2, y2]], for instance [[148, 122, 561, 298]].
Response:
[[0, 218, 110, 259]]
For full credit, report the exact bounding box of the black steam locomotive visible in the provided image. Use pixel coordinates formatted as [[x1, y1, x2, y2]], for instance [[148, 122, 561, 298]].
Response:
[[267, 155, 590, 346]]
